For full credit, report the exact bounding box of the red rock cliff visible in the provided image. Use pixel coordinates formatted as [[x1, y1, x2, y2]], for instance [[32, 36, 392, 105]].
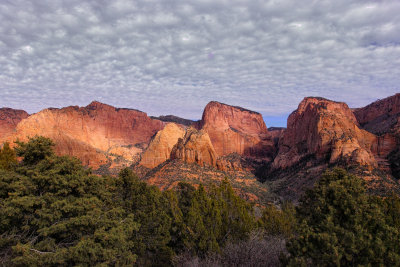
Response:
[[353, 94, 400, 169], [353, 93, 400, 134], [197, 101, 275, 159], [171, 127, 218, 167], [272, 97, 377, 170], [0, 108, 29, 139], [2, 101, 164, 169]]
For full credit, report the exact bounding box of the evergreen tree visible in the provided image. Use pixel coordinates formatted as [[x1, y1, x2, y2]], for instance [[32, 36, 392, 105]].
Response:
[[115, 168, 173, 266], [0, 137, 139, 266], [285, 168, 400, 266], [259, 202, 296, 238], [14, 136, 55, 165], [0, 142, 17, 171]]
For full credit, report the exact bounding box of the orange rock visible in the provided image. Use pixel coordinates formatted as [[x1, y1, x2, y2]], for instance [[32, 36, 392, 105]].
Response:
[[171, 127, 218, 167], [197, 101, 275, 159], [0, 108, 29, 139], [2, 101, 164, 169], [140, 123, 185, 168], [272, 97, 378, 170]]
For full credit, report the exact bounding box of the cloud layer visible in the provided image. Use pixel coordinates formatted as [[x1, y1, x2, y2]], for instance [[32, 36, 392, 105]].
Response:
[[1, 0, 400, 126]]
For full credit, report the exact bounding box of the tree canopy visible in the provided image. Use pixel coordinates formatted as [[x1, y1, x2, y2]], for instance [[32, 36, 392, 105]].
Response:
[[286, 168, 400, 266]]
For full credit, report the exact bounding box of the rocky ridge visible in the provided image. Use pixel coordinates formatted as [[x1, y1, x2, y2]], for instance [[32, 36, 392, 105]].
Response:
[[1, 101, 164, 169], [2, 95, 400, 202]]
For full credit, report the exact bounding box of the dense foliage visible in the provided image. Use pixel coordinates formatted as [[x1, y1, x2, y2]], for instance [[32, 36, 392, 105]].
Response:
[[285, 168, 400, 266], [1, 137, 400, 266], [0, 142, 17, 171]]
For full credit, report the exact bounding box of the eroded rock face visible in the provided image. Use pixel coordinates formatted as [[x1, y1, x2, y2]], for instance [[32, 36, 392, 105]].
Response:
[[353, 93, 400, 135], [272, 97, 378, 170], [2, 101, 164, 169], [171, 127, 218, 167], [0, 108, 29, 139], [140, 123, 185, 168], [197, 101, 275, 159]]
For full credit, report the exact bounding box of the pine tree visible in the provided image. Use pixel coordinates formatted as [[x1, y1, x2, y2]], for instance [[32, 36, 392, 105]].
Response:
[[0, 142, 17, 171]]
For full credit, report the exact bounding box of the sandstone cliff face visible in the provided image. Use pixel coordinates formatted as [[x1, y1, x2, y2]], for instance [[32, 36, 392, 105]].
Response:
[[0, 108, 29, 139], [272, 97, 377, 170], [171, 127, 218, 167], [140, 123, 185, 168], [353, 94, 400, 174], [2, 101, 164, 169], [353, 93, 400, 135], [197, 101, 275, 159]]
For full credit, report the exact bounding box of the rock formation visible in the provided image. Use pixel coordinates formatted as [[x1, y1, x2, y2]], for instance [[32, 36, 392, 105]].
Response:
[[272, 97, 378, 170], [0, 108, 29, 139], [196, 101, 275, 159], [2, 94, 400, 202], [353, 94, 400, 174], [171, 127, 218, 167], [150, 115, 194, 126], [353, 93, 400, 135], [2, 101, 164, 169], [140, 123, 185, 168]]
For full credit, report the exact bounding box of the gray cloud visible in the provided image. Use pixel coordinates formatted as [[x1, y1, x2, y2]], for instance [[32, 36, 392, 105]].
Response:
[[0, 0, 400, 126]]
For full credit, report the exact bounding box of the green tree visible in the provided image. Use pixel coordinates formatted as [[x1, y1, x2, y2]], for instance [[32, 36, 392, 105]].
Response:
[[0, 137, 139, 266], [259, 202, 296, 238], [14, 136, 55, 165], [285, 168, 400, 266], [210, 179, 256, 243], [173, 179, 256, 257], [0, 142, 17, 171], [115, 168, 173, 266]]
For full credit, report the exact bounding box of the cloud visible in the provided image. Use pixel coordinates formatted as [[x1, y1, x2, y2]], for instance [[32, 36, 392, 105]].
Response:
[[0, 0, 399, 126]]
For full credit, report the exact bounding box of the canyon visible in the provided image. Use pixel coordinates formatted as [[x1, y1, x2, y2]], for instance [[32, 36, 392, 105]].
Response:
[[1, 94, 400, 202]]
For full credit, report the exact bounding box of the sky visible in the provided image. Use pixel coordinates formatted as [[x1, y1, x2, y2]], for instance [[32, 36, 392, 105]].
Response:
[[1, 0, 400, 127]]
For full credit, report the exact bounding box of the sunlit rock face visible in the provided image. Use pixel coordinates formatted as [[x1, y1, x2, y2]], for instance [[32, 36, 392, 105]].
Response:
[[140, 123, 185, 169], [0, 108, 29, 139], [2, 101, 164, 169], [171, 127, 218, 167], [196, 101, 275, 160], [272, 97, 378, 170]]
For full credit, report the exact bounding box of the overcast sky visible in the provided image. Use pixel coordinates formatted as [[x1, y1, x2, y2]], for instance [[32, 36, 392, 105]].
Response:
[[1, 0, 400, 126]]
